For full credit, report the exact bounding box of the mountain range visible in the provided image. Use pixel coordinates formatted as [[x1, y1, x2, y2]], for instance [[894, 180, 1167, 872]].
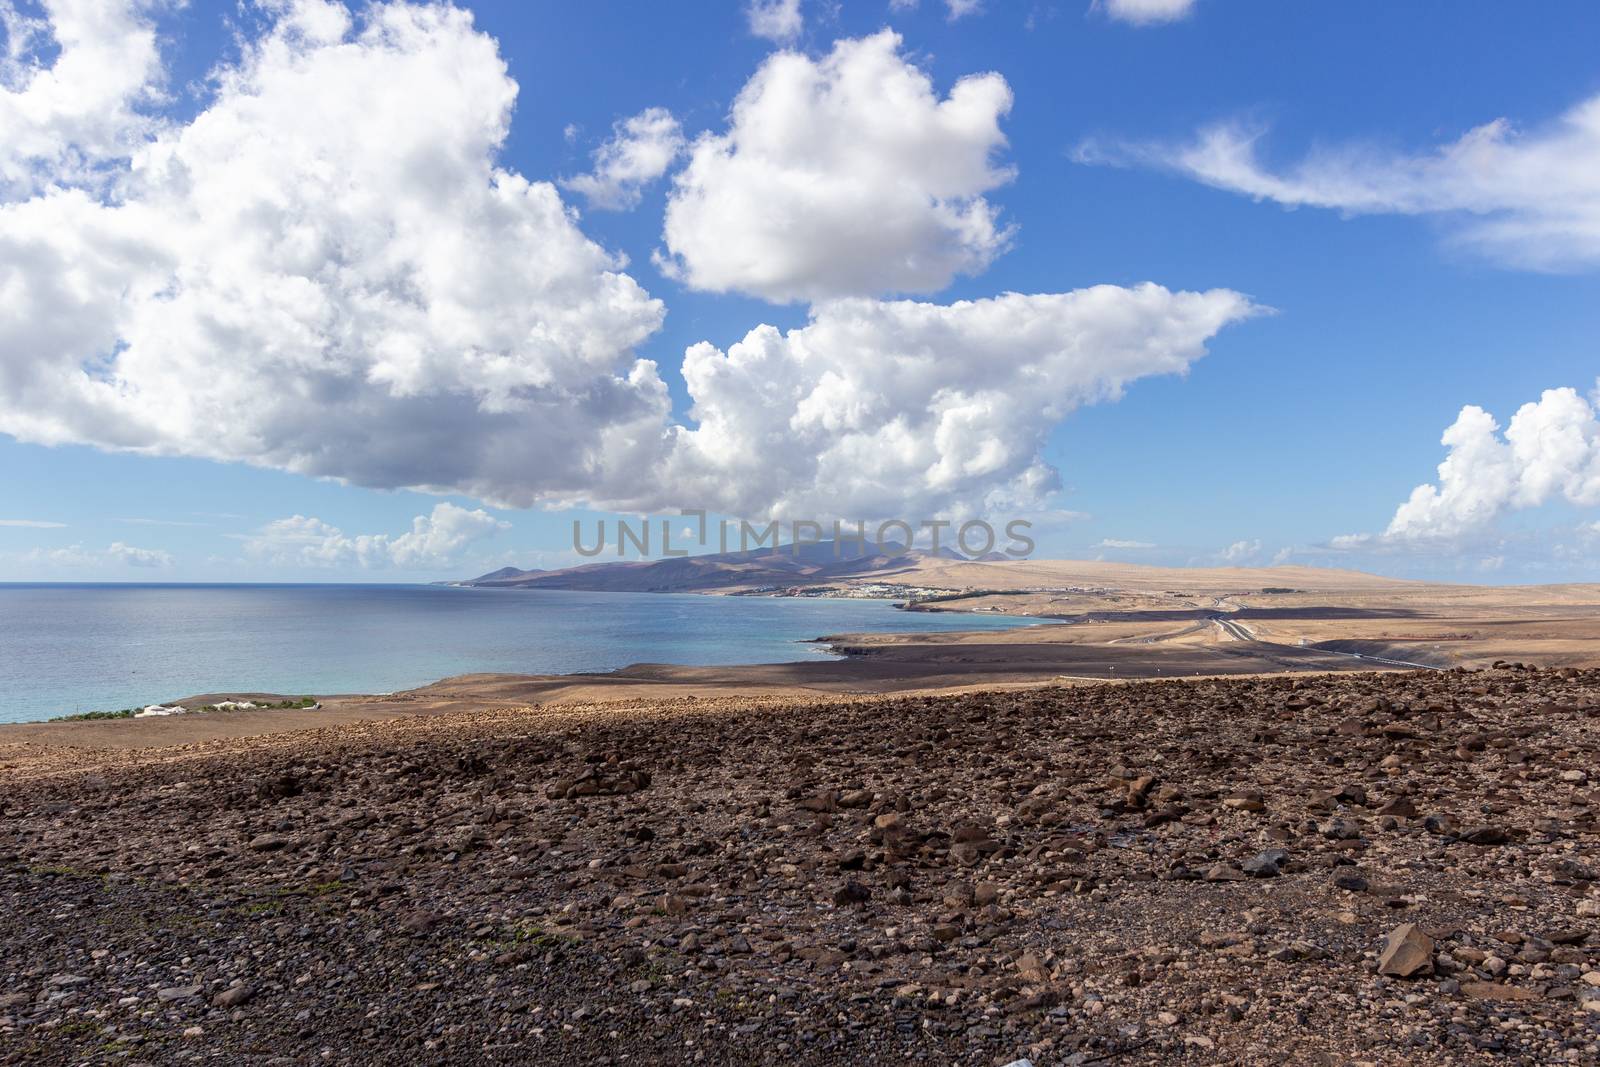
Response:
[[458, 541, 993, 593]]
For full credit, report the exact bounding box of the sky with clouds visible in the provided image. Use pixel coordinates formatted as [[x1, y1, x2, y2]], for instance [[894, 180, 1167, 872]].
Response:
[[1, 0, 1598, 582]]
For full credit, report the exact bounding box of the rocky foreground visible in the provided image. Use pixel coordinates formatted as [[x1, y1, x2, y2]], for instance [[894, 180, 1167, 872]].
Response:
[[3, 668, 1600, 1065]]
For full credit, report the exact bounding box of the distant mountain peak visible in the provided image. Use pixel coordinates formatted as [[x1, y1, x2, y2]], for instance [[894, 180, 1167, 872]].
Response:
[[460, 540, 969, 592], [468, 565, 545, 584]]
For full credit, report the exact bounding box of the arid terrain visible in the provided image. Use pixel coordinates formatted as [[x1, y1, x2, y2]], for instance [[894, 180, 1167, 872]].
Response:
[[6, 558, 1600, 1064], [3, 665, 1599, 1064], [463, 552, 1600, 680]]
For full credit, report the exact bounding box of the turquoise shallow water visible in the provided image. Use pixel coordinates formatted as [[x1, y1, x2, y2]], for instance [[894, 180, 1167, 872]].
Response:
[[0, 583, 1036, 724]]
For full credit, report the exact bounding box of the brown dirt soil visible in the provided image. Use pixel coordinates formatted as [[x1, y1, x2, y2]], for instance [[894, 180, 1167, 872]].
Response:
[[3, 666, 1599, 1064]]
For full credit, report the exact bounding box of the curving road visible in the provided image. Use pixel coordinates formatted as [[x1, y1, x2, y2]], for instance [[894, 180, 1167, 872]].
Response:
[[1204, 608, 1444, 672]]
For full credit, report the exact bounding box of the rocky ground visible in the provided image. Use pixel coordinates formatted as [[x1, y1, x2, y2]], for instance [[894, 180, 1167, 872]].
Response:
[[3, 666, 1599, 1065]]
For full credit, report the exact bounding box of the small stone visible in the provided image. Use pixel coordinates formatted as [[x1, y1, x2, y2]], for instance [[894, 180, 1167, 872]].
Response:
[[798, 790, 839, 813], [1242, 849, 1288, 878], [246, 833, 289, 852], [1332, 869, 1369, 893], [832, 880, 871, 906], [1204, 863, 1247, 883], [1377, 924, 1435, 978], [1319, 817, 1360, 840], [1459, 825, 1509, 846], [157, 984, 203, 1002], [399, 910, 438, 936], [212, 984, 254, 1009], [1015, 953, 1050, 983], [1333, 784, 1368, 806]]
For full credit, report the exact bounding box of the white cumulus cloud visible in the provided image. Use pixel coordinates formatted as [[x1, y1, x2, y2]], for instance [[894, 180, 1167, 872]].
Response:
[[0, 0, 668, 508], [660, 284, 1259, 519], [560, 107, 685, 210], [660, 30, 1015, 303], [0, 0, 165, 196], [1377, 386, 1600, 541], [1081, 92, 1600, 270], [0, 2, 1262, 525], [16, 540, 171, 568], [1220, 538, 1262, 563], [108, 540, 173, 567], [1093, 538, 1155, 549], [1095, 0, 1197, 26], [244, 502, 508, 569], [745, 0, 802, 42]]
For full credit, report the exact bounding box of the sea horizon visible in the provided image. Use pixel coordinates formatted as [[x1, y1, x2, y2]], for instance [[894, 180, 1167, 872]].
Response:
[[0, 582, 1035, 725]]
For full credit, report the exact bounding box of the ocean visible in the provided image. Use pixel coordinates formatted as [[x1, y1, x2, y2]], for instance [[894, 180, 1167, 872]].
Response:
[[0, 583, 1036, 724]]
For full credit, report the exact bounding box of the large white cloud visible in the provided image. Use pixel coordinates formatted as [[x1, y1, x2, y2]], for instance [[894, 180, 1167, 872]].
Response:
[[244, 502, 508, 569], [1, 2, 1259, 524], [0, 0, 670, 506], [660, 284, 1258, 519], [659, 30, 1015, 303], [1375, 386, 1600, 541], [1081, 93, 1600, 270]]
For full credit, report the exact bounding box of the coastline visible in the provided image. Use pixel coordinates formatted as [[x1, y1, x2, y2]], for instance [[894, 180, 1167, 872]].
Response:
[[11, 564, 1600, 741], [0, 584, 1037, 728], [0, 619, 1418, 751]]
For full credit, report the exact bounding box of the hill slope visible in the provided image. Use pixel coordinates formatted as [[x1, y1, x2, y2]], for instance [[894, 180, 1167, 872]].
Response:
[[460, 540, 964, 593]]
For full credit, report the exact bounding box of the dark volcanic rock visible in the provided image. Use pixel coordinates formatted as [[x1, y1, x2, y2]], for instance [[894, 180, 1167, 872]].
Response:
[[5, 667, 1600, 1065]]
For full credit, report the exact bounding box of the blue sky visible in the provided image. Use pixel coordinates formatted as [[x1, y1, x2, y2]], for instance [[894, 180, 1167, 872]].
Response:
[[2, 0, 1598, 582]]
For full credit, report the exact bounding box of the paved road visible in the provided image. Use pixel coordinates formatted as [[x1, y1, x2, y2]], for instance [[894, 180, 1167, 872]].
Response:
[[1205, 610, 1443, 672]]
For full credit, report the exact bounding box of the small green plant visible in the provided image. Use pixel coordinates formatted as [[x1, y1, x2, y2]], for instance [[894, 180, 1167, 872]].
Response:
[[238, 900, 282, 916], [28, 864, 88, 877], [497, 921, 578, 949], [51, 707, 137, 722], [197, 696, 319, 713]]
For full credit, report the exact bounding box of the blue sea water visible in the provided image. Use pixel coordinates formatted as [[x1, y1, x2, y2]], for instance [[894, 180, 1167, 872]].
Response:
[[0, 584, 1036, 724]]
